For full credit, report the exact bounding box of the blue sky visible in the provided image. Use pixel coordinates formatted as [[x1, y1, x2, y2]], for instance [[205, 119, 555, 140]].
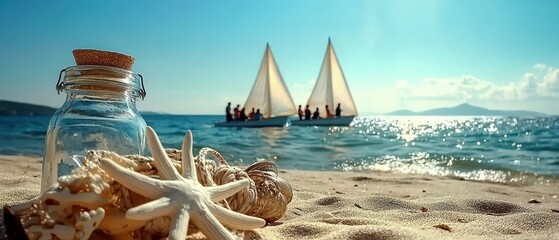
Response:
[[1, 0, 558, 114]]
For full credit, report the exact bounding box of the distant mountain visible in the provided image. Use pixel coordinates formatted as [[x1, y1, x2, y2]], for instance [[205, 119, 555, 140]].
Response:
[[139, 111, 165, 115], [0, 100, 57, 116], [385, 103, 547, 117]]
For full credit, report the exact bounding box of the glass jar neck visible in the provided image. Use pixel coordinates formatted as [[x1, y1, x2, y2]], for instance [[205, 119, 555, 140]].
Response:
[[57, 65, 146, 100], [65, 88, 140, 105]]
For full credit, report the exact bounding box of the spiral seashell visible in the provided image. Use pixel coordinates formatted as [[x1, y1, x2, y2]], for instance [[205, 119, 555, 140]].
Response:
[[245, 161, 293, 222], [245, 160, 278, 174]]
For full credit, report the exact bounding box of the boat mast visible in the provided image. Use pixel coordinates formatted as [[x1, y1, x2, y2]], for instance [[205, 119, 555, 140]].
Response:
[[326, 37, 333, 112], [265, 43, 272, 117]]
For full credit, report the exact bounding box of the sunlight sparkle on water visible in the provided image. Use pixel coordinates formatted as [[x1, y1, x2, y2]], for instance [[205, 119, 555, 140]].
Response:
[[337, 152, 535, 184], [333, 116, 559, 185]]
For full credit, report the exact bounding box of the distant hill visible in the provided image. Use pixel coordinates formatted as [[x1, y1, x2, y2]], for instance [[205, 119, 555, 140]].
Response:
[[139, 111, 165, 115], [385, 103, 547, 117], [0, 100, 170, 116], [0, 100, 57, 116]]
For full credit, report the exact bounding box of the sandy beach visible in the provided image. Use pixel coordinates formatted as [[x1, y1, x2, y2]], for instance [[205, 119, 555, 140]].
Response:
[[1, 155, 558, 240]]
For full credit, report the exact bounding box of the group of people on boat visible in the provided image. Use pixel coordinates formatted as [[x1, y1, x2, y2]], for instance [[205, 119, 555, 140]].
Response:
[[225, 102, 263, 122], [225, 102, 343, 122], [297, 103, 342, 120]]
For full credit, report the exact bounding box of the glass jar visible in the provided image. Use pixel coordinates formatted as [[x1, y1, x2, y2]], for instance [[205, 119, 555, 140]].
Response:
[[40, 65, 147, 192]]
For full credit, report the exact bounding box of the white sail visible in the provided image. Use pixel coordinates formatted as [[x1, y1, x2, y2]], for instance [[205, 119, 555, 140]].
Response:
[[306, 39, 357, 118], [243, 43, 297, 119]]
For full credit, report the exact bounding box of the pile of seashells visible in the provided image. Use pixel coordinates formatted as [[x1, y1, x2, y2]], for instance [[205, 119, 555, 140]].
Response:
[[8, 127, 292, 240]]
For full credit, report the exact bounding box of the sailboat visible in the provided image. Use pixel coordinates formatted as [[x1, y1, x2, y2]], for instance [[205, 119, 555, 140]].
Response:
[[291, 38, 357, 126], [215, 43, 297, 128]]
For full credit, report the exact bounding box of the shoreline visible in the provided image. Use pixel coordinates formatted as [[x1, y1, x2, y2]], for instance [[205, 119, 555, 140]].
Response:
[[1, 155, 559, 239], [3, 152, 558, 186]]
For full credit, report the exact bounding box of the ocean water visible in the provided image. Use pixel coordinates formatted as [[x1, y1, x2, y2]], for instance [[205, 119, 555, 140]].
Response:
[[1, 115, 558, 184]]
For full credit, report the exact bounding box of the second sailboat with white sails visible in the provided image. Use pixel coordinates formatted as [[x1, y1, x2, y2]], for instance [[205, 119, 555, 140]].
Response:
[[291, 38, 358, 126]]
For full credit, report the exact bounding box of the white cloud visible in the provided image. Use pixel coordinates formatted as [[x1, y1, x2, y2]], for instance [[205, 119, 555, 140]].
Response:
[[534, 63, 547, 71], [398, 75, 494, 100], [517, 73, 539, 99], [539, 68, 559, 97], [397, 64, 559, 102], [481, 82, 517, 100]]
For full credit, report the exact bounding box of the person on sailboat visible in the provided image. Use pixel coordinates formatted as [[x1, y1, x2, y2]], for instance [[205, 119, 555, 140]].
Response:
[[254, 109, 263, 121], [248, 108, 255, 120], [239, 107, 248, 121], [233, 104, 241, 121], [335, 103, 342, 117], [225, 102, 233, 122], [298, 105, 304, 120], [325, 105, 334, 118], [312, 107, 321, 120], [304, 105, 312, 120]]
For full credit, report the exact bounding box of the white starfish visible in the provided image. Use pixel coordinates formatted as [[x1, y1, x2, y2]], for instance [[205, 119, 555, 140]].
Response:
[[98, 127, 266, 240]]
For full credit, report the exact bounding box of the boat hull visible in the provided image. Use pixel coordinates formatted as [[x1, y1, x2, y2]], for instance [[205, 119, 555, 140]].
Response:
[[214, 116, 290, 128], [290, 116, 355, 126]]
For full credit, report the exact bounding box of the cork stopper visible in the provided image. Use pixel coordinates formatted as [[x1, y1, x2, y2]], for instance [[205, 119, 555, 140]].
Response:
[[72, 49, 135, 70], [68, 49, 138, 93]]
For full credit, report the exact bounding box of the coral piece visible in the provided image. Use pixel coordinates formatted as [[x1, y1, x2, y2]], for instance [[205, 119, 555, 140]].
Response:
[[26, 208, 104, 240], [10, 155, 116, 240]]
